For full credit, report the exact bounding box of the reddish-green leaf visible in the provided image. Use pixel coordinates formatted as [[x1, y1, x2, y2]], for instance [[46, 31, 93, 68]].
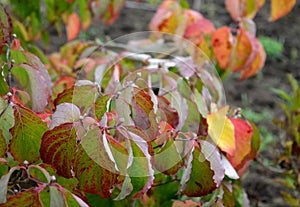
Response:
[[65, 12, 80, 41], [0, 7, 12, 54], [91, 0, 126, 25], [9, 105, 48, 163], [53, 83, 97, 113], [12, 52, 52, 112], [40, 123, 76, 178], [181, 141, 224, 197], [131, 88, 159, 141], [74, 128, 118, 198], [157, 96, 179, 129], [270, 0, 296, 22], [211, 27, 233, 70], [1, 188, 42, 207]]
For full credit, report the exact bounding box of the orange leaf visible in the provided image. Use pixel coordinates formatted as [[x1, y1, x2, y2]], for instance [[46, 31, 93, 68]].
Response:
[[207, 106, 236, 155], [239, 39, 266, 80], [270, 0, 296, 22], [66, 12, 80, 41], [227, 118, 253, 168], [211, 26, 234, 70], [229, 29, 259, 72]]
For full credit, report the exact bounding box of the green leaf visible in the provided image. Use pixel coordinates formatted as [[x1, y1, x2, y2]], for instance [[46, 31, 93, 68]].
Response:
[[94, 95, 110, 121], [40, 123, 76, 178], [28, 165, 51, 184], [177, 77, 191, 100], [287, 73, 299, 94], [0, 166, 21, 203], [0, 187, 42, 207], [11, 51, 52, 112], [0, 71, 9, 95], [154, 138, 183, 175], [74, 129, 119, 198], [49, 103, 80, 129], [115, 126, 154, 198], [9, 104, 48, 163], [181, 141, 224, 197], [0, 98, 14, 144], [0, 129, 7, 158], [280, 191, 299, 207], [49, 186, 64, 207], [272, 88, 292, 102]]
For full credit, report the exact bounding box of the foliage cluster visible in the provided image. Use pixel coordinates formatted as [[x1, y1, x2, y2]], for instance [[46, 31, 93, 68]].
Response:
[[0, 0, 297, 206]]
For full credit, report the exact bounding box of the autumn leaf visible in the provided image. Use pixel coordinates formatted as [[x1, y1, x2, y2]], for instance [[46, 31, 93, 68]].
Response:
[[239, 39, 266, 80], [211, 27, 234, 70], [40, 123, 77, 178], [228, 29, 259, 72], [149, 0, 183, 34], [0, 7, 12, 54], [225, 0, 265, 22], [227, 118, 253, 168], [181, 141, 224, 197], [9, 105, 48, 163], [207, 106, 236, 155], [184, 10, 215, 40], [270, 0, 296, 22], [1, 188, 42, 206], [65, 12, 80, 41]]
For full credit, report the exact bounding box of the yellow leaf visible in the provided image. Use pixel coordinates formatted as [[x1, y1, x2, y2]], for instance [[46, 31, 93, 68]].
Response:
[[207, 106, 235, 155], [270, 0, 296, 22]]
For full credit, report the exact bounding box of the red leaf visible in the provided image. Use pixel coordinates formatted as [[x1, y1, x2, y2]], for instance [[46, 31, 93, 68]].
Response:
[[227, 118, 253, 168], [40, 123, 77, 178], [9, 105, 48, 163], [74, 128, 119, 198], [270, 0, 296, 22], [12, 39, 21, 50], [239, 39, 266, 80], [66, 13, 80, 41], [184, 10, 215, 40], [211, 27, 234, 70]]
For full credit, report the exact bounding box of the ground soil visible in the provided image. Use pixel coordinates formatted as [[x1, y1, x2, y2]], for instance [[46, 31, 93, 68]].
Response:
[[47, 1, 300, 206]]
